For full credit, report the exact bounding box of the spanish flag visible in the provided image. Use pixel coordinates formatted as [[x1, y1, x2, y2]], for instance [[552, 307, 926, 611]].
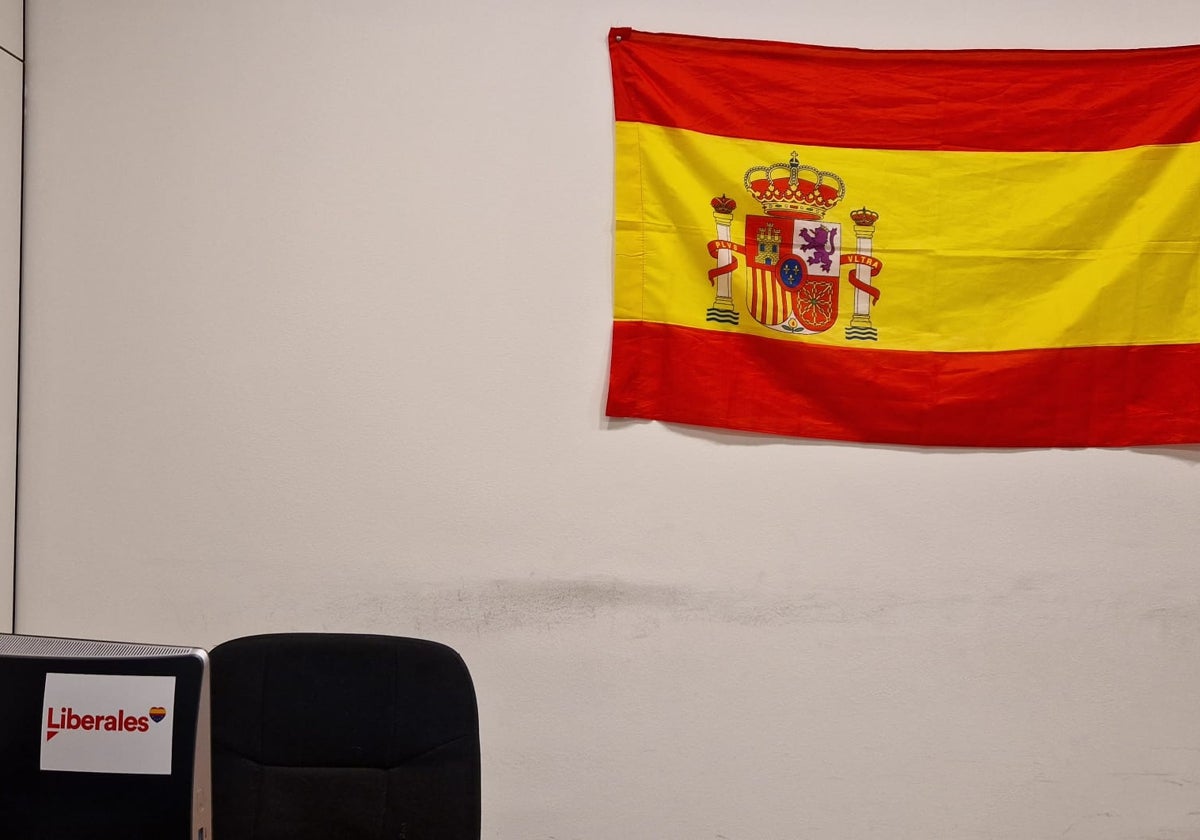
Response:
[[606, 27, 1200, 447]]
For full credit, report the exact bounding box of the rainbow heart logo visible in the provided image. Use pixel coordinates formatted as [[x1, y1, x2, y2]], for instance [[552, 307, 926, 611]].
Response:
[[148, 706, 167, 723]]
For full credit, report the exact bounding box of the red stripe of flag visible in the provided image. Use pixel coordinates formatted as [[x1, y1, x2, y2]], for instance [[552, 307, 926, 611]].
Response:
[[606, 322, 1200, 447], [610, 28, 1200, 152]]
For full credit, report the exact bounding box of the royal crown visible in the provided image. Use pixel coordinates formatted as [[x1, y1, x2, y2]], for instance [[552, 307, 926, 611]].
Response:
[[744, 151, 845, 220], [710, 194, 738, 215], [850, 207, 879, 227]]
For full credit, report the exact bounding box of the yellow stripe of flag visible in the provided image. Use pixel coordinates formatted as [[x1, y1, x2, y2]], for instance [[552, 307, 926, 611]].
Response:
[[614, 122, 1200, 352]]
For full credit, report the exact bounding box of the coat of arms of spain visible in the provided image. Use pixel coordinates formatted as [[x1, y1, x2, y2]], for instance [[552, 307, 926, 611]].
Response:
[[706, 151, 884, 340]]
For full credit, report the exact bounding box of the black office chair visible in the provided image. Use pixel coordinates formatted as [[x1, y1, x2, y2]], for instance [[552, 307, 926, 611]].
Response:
[[209, 633, 480, 840]]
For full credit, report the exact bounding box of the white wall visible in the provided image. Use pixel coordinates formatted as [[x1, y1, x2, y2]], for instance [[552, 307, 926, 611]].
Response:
[[17, 1, 1200, 838], [0, 0, 20, 632]]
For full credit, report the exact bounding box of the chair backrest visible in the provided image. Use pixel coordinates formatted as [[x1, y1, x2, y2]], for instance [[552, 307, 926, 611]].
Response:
[[209, 633, 480, 840]]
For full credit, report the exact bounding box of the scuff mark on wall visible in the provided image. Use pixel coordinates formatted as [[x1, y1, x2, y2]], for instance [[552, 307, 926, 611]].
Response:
[[325, 574, 988, 635]]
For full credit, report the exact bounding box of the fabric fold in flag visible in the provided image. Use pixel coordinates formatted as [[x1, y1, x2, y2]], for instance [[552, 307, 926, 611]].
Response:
[[606, 27, 1200, 447]]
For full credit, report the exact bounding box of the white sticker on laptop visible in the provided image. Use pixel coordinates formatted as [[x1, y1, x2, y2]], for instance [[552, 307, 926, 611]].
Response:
[[40, 673, 176, 775]]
